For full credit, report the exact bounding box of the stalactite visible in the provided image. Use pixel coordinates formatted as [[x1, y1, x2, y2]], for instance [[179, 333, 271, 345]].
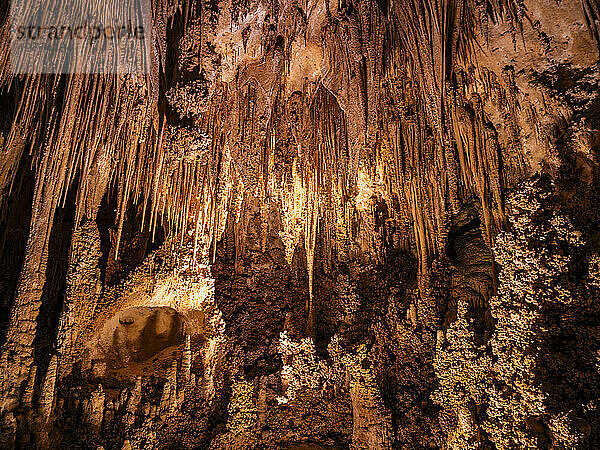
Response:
[[0, 0, 194, 256], [0, 0, 197, 413], [377, 0, 525, 303], [304, 175, 319, 336]]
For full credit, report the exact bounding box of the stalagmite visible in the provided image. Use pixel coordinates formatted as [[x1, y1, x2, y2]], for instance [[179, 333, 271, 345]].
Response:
[[125, 377, 142, 429], [182, 334, 192, 383], [160, 360, 179, 416], [0, 194, 54, 411], [21, 365, 37, 408], [39, 355, 58, 421], [83, 384, 105, 434]]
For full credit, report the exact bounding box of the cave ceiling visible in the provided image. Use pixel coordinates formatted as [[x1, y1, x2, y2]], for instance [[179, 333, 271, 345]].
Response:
[[1, 0, 600, 448]]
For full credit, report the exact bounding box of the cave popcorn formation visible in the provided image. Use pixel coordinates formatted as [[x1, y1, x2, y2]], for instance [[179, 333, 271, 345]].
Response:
[[1, 0, 600, 448]]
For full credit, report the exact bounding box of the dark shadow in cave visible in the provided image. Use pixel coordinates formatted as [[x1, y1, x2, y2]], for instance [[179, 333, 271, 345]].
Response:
[[444, 200, 495, 340], [97, 192, 165, 288], [32, 180, 77, 380], [213, 201, 306, 379], [0, 151, 35, 349]]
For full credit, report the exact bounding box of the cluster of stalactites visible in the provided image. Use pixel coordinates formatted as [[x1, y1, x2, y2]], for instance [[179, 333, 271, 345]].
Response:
[[0, 0, 530, 274], [374, 0, 538, 269], [214, 0, 532, 332], [0, 0, 540, 336], [0, 0, 193, 257]]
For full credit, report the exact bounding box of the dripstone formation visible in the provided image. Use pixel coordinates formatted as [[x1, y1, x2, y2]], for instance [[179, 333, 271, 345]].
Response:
[[1, 0, 600, 448]]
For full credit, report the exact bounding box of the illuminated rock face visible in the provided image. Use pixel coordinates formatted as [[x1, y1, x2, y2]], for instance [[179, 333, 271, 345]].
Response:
[[0, 0, 600, 448], [91, 307, 186, 370]]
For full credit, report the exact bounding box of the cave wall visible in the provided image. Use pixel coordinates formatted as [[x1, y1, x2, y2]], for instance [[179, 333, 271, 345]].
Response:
[[1, 0, 600, 448]]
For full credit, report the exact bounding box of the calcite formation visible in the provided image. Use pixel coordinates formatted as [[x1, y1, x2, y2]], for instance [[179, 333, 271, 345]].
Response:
[[1, 0, 600, 448]]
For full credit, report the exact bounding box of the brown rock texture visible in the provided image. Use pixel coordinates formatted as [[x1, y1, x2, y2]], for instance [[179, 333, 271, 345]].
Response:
[[0, 0, 600, 448]]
